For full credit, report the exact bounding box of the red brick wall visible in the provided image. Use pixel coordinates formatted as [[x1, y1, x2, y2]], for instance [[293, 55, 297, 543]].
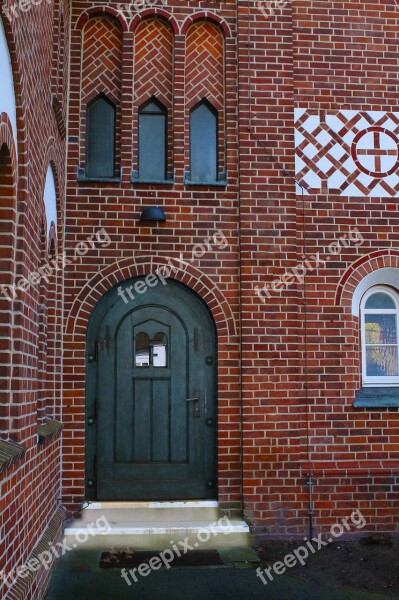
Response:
[[240, 0, 399, 536], [0, 0, 66, 595], [0, 128, 17, 434], [63, 0, 399, 539], [65, 1, 240, 512]]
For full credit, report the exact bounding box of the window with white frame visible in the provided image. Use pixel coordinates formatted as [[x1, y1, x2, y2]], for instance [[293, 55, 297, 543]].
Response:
[[361, 286, 399, 386]]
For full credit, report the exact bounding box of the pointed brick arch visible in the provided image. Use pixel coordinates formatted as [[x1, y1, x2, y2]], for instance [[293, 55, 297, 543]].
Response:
[[65, 257, 237, 339], [41, 140, 61, 237]]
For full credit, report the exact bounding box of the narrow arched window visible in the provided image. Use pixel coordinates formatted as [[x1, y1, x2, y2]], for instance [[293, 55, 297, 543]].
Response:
[[86, 95, 115, 178], [153, 332, 168, 368], [190, 100, 217, 183], [139, 98, 167, 181], [135, 332, 150, 367], [361, 286, 399, 385]]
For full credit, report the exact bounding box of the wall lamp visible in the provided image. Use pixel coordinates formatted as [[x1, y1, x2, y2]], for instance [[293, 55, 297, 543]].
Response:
[[139, 206, 167, 223]]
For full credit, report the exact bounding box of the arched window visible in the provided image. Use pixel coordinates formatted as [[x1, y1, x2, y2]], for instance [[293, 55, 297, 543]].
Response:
[[153, 332, 168, 368], [190, 100, 218, 183], [138, 98, 167, 182], [361, 286, 399, 385], [135, 332, 150, 367], [86, 95, 115, 178], [44, 165, 57, 240], [135, 332, 168, 368]]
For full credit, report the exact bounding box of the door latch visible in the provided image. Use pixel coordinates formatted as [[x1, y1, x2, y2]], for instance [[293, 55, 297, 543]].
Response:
[[185, 391, 200, 417]]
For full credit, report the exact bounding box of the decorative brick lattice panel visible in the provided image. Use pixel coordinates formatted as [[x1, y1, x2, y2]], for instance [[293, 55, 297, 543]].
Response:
[[185, 22, 225, 171], [81, 18, 122, 169], [295, 109, 399, 197], [133, 18, 174, 174]]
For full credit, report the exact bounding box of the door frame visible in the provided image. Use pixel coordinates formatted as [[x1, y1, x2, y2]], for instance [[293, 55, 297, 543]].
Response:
[[84, 277, 218, 500]]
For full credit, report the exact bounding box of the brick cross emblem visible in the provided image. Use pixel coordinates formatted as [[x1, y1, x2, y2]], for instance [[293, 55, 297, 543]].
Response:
[[352, 127, 399, 178]]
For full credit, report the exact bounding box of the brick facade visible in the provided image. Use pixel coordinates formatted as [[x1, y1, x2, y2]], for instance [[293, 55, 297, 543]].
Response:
[[0, 0, 66, 597], [1, 0, 399, 597]]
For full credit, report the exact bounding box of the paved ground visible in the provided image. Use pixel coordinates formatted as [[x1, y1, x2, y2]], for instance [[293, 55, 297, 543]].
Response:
[[45, 549, 399, 600]]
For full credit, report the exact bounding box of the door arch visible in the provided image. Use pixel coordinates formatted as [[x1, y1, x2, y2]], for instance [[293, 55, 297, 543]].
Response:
[[85, 278, 217, 500]]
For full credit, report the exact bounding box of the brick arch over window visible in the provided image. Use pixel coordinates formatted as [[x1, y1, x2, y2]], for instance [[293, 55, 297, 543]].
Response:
[[133, 17, 174, 179], [65, 257, 237, 340], [80, 16, 123, 175], [185, 20, 225, 177], [130, 9, 178, 35], [336, 249, 399, 314], [181, 12, 231, 37], [0, 131, 17, 435], [75, 7, 128, 32]]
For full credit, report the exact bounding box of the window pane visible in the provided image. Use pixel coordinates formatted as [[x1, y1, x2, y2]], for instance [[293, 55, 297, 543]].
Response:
[[190, 103, 217, 182], [135, 332, 150, 367], [365, 314, 397, 344], [87, 98, 115, 178], [139, 113, 166, 181], [153, 332, 167, 368], [365, 292, 395, 309], [366, 346, 398, 377]]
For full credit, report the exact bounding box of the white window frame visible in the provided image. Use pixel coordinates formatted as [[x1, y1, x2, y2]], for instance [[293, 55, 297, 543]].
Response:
[[361, 285, 399, 386]]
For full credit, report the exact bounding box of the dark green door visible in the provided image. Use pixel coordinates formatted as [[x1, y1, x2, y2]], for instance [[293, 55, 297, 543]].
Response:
[[86, 279, 217, 500]]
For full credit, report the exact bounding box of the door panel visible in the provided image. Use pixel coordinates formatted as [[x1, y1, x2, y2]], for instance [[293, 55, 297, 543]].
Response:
[[86, 279, 217, 500]]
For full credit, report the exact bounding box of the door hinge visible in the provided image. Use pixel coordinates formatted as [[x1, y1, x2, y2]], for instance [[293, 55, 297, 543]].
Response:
[[90, 340, 101, 362]]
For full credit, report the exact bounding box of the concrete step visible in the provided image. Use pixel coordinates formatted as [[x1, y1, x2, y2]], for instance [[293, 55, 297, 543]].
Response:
[[63, 501, 254, 550], [69, 500, 221, 525]]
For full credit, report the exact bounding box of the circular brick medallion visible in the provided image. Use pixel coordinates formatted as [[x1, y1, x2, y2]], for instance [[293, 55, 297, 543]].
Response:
[[352, 127, 399, 178]]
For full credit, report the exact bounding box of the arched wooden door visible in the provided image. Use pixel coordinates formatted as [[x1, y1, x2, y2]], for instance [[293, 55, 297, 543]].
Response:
[[86, 278, 217, 500]]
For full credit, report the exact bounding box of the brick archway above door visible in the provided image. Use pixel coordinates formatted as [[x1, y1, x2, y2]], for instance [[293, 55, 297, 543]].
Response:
[[65, 256, 237, 339]]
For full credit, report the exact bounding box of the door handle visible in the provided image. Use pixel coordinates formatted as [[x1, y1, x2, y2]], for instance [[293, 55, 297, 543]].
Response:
[[185, 391, 200, 417]]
